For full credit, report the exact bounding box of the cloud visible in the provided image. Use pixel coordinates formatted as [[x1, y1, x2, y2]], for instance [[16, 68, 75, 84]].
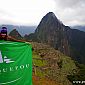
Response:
[[0, 0, 84, 26], [55, 0, 84, 8], [0, 0, 56, 26], [54, 0, 85, 26]]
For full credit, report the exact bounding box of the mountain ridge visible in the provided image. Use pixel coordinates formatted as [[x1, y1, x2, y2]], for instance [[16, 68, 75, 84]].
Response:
[[72, 25, 85, 32], [25, 12, 85, 64], [0, 25, 36, 36]]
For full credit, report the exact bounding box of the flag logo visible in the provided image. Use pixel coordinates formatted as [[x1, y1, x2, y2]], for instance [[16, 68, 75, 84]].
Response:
[[0, 51, 14, 63]]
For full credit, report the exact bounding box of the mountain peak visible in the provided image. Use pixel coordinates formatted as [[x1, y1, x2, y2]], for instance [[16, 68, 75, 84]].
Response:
[[35, 12, 64, 34], [46, 12, 56, 17], [32, 12, 70, 56], [9, 29, 22, 40], [43, 12, 59, 21]]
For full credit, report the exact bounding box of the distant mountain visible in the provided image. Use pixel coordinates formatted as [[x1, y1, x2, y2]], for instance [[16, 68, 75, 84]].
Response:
[[72, 25, 85, 32], [0, 25, 36, 36], [9, 29, 23, 40], [25, 12, 85, 64]]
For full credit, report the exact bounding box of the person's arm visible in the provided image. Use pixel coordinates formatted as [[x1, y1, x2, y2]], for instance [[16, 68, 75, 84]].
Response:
[[7, 35, 25, 42]]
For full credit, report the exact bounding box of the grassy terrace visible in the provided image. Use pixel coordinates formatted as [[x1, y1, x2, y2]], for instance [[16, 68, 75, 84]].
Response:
[[31, 42, 78, 85]]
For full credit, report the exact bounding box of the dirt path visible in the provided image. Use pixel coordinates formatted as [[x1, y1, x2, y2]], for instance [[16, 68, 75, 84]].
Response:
[[32, 75, 62, 85]]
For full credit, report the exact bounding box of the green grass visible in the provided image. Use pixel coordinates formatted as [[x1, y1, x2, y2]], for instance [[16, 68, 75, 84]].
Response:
[[60, 55, 77, 75], [33, 52, 40, 58], [33, 52, 47, 77], [33, 59, 47, 67], [33, 52, 47, 67]]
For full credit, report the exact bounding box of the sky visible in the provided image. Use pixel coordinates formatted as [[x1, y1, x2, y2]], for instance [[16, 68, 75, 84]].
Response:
[[0, 0, 85, 26]]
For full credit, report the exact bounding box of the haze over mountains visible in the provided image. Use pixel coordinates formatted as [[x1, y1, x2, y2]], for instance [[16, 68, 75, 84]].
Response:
[[72, 25, 85, 32], [0, 25, 36, 36]]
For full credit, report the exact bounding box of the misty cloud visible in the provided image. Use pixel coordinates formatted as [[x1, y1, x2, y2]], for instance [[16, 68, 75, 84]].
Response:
[[54, 0, 85, 26], [55, 0, 85, 8], [0, 0, 56, 26], [0, 0, 84, 26]]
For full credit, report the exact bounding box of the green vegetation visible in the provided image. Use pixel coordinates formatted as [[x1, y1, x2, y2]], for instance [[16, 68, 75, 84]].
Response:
[[33, 52, 40, 58], [33, 52, 47, 67], [32, 42, 78, 85], [35, 69, 45, 77], [67, 62, 85, 85], [52, 55, 77, 85], [57, 60, 62, 68], [60, 56, 77, 74], [33, 52, 47, 77], [33, 59, 47, 67]]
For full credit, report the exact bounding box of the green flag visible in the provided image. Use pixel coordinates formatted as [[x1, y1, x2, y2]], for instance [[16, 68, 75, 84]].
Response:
[[0, 41, 32, 85]]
